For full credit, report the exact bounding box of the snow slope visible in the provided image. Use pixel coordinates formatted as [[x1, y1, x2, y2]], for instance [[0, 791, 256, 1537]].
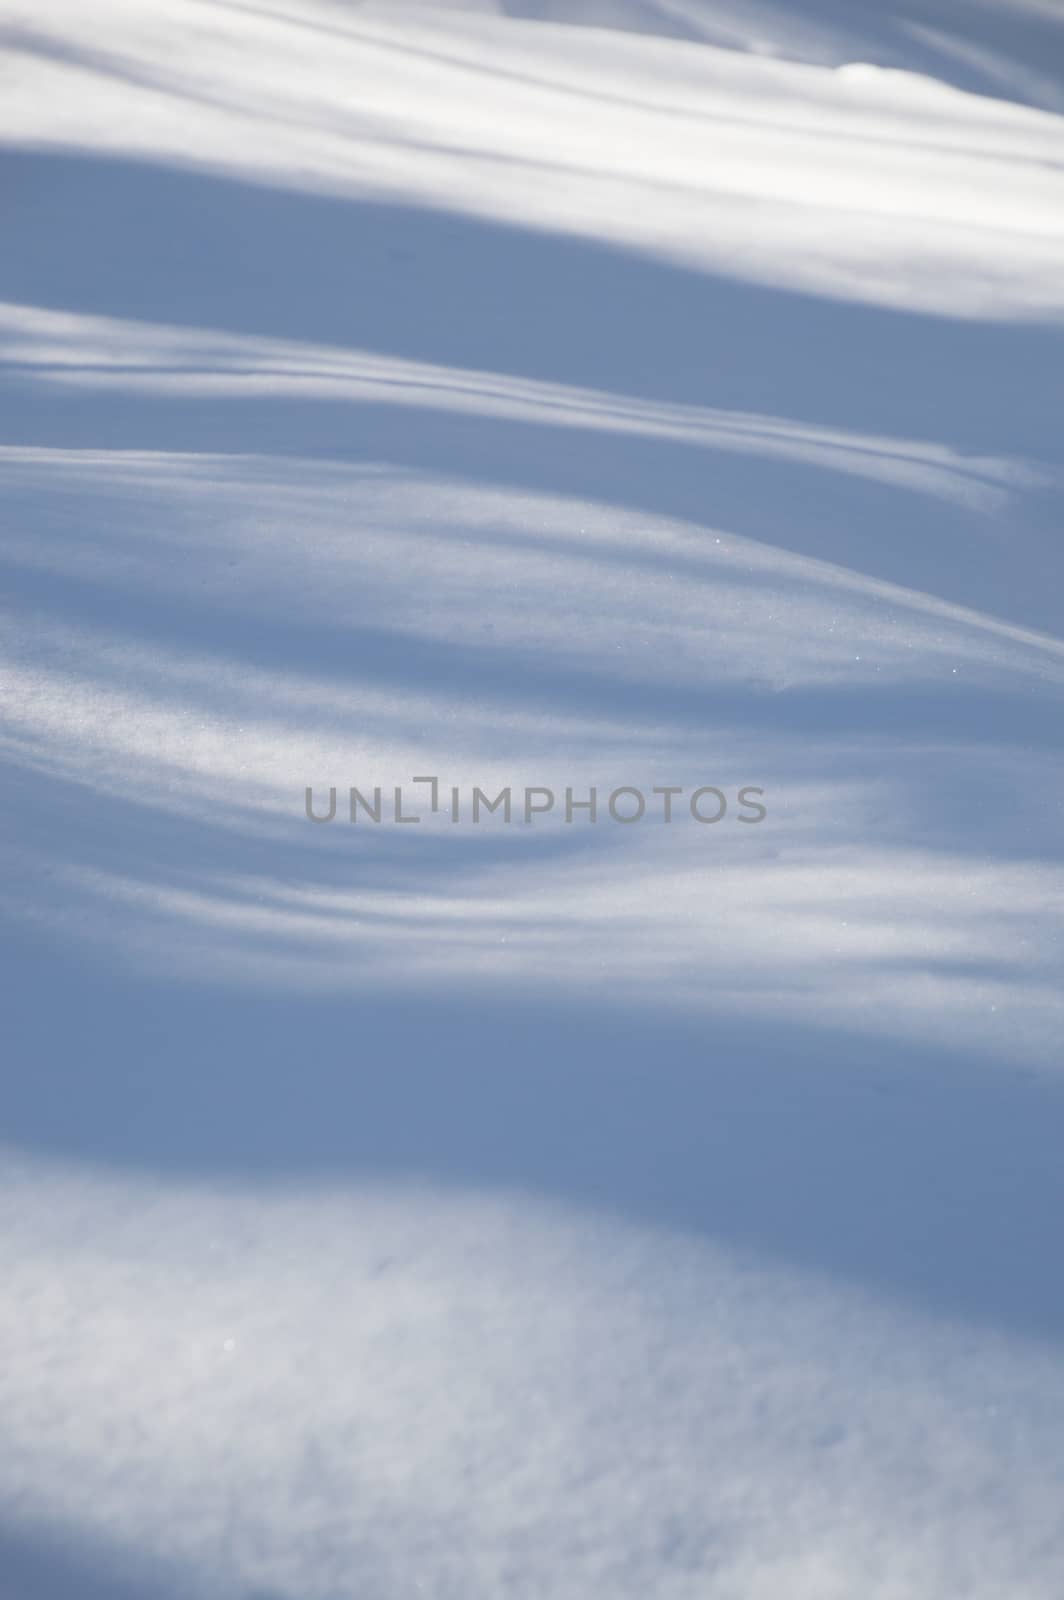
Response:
[[1, 2, 1063, 1596]]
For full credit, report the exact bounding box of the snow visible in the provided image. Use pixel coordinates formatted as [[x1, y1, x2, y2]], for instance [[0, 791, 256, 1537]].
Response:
[[1, 1, 1063, 1595]]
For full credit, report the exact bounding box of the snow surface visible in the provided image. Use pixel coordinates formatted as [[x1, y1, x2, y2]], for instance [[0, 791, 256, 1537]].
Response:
[[1, 1, 1063, 1595]]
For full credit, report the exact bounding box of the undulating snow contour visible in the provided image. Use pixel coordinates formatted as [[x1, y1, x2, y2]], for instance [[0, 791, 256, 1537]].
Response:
[[1, 2, 1063, 1595]]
